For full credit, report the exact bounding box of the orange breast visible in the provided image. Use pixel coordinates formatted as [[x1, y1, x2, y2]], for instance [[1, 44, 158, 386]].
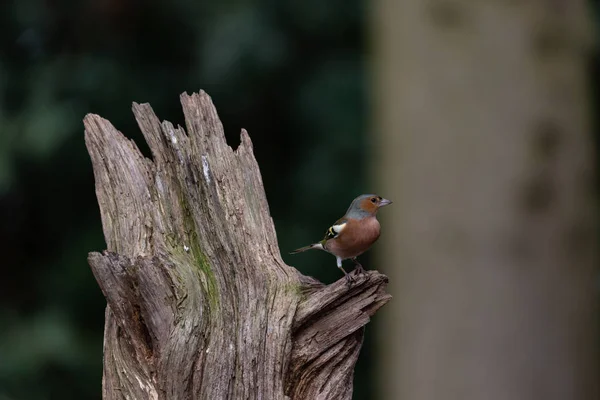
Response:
[[325, 217, 381, 259]]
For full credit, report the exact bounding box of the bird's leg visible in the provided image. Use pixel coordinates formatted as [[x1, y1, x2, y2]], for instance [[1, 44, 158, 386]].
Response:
[[337, 257, 354, 286], [341, 267, 354, 285], [351, 257, 365, 275]]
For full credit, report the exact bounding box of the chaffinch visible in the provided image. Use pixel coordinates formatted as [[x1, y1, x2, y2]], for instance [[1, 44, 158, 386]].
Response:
[[290, 194, 392, 284]]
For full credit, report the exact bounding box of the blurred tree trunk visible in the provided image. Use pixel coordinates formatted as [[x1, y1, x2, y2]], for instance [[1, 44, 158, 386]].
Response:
[[373, 2, 598, 400], [84, 91, 390, 400]]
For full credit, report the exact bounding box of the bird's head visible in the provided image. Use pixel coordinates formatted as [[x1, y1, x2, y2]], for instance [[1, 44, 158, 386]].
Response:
[[346, 194, 392, 218]]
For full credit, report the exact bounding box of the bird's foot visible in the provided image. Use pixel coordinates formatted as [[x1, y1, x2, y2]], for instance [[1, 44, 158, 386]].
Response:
[[353, 264, 366, 275], [351, 258, 366, 275], [345, 272, 355, 286]]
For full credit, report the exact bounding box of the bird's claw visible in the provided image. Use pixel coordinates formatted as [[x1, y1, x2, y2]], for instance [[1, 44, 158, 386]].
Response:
[[353, 265, 365, 275], [345, 273, 355, 286]]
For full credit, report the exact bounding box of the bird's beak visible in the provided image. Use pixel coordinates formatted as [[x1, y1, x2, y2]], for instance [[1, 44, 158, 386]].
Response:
[[379, 198, 392, 207]]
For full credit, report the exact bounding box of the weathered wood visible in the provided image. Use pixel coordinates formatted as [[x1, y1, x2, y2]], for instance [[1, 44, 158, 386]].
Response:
[[84, 91, 390, 400]]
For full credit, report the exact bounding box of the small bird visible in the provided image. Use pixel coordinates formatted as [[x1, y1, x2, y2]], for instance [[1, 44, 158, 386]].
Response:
[[290, 194, 392, 284]]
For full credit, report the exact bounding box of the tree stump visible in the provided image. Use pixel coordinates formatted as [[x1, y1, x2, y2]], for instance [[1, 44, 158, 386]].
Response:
[[84, 91, 391, 400]]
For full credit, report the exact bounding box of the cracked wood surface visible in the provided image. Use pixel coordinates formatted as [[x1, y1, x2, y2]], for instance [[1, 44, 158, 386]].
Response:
[[84, 91, 391, 400]]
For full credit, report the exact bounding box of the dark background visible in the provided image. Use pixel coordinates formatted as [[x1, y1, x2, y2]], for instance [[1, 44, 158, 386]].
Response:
[[0, 0, 373, 399], [0, 1, 598, 399]]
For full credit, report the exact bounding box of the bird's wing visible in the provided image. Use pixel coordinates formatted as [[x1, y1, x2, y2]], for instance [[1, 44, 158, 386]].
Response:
[[322, 217, 348, 241]]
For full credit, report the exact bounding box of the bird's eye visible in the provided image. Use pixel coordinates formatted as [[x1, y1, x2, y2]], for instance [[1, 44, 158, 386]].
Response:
[[371, 197, 377, 203]]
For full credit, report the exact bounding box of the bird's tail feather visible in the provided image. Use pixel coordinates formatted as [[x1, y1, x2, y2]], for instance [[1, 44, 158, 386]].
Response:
[[290, 243, 323, 254]]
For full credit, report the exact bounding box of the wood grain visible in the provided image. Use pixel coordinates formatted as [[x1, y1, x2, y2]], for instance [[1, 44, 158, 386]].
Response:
[[84, 91, 391, 399]]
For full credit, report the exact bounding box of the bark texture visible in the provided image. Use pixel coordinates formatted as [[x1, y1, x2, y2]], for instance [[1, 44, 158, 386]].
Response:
[[84, 91, 390, 400], [373, 1, 598, 400]]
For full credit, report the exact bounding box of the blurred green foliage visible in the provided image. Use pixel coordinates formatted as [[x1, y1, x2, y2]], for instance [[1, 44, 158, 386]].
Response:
[[0, 0, 374, 398]]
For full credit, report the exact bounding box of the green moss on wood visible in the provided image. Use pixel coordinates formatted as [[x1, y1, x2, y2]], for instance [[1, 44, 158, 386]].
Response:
[[165, 228, 220, 314], [189, 240, 220, 311]]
